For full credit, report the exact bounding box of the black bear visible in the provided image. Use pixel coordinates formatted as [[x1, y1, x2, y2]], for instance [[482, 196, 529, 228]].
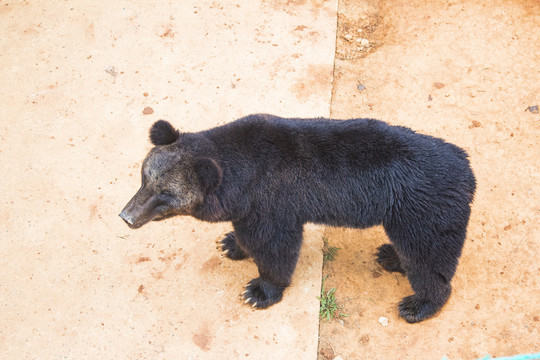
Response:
[[119, 114, 476, 323]]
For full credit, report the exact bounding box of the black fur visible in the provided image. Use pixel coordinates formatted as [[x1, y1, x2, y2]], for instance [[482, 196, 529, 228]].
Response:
[[121, 114, 476, 323], [376, 244, 406, 274], [244, 277, 285, 308], [220, 232, 248, 260], [194, 158, 222, 194], [150, 119, 179, 145]]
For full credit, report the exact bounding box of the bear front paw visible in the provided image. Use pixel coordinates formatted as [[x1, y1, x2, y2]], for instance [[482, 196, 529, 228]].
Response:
[[219, 232, 248, 260], [242, 278, 284, 309], [398, 295, 442, 323]]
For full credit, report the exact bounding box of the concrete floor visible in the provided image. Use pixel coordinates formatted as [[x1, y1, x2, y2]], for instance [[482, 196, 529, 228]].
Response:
[[4, 1, 539, 359], [1, 1, 337, 359]]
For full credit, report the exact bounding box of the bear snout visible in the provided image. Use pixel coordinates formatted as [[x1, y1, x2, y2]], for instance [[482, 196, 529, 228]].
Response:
[[119, 198, 148, 229], [119, 210, 136, 227]]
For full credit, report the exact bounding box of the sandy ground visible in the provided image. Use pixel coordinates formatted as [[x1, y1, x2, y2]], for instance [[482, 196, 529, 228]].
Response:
[[318, 0, 539, 359], [1, 1, 335, 359], [1, 0, 539, 359]]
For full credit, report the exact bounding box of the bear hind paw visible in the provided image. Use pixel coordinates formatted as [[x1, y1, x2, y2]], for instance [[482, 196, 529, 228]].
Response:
[[375, 244, 406, 274], [398, 295, 444, 323]]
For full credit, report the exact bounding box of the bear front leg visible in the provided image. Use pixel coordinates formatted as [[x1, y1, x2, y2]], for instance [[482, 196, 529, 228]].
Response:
[[243, 277, 287, 309], [219, 232, 248, 260], [234, 221, 303, 309]]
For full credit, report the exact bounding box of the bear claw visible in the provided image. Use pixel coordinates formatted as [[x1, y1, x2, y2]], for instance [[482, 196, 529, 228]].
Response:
[[242, 278, 284, 309], [398, 295, 442, 323], [219, 232, 248, 260]]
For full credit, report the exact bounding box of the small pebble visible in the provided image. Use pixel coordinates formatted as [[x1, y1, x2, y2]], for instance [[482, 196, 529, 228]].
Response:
[[468, 120, 482, 129], [333, 356, 344, 360], [527, 105, 539, 114], [105, 66, 117, 77], [344, 34, 353, 41], [357, 84, 366, 91], [360, 38, 369, 46], [434, 82, 445, 89], [378, 316, 389, 327]]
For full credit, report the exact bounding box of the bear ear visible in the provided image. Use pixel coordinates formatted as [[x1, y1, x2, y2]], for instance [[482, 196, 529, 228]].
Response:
[[149, 120, 179, 145], [194, 158, 222, 194]]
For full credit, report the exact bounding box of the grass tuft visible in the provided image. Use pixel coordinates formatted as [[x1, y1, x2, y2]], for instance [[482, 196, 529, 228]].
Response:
[[318, 275, 348, 320], [322, 237, 341, 263]]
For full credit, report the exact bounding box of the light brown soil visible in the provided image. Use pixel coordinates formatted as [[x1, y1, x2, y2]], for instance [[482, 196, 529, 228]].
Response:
[[2, 1, 538, 359], [318, 0, 539, 359]]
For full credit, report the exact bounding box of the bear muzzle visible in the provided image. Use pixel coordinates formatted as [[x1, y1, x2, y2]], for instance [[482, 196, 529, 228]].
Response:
[[119, 186, 157, 229], [119, 209, 138, 228]]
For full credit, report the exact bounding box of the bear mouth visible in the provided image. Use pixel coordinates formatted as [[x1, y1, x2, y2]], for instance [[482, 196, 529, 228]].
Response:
[[119, 210, 156, 229], [152, 213, 175, 222], [120, 212, 175, 229]]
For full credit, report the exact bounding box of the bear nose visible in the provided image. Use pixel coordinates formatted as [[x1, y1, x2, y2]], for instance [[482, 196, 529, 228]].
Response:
[[119, 211, 135, 226]]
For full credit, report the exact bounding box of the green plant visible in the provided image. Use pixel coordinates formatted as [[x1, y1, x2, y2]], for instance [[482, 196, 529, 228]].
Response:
[[318, 275, 348, 320], [322, 237, 340, 263]]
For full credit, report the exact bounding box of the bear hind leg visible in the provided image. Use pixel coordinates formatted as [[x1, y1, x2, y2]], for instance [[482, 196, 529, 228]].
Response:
[[398, 260, 453, 323], [219, 232, 248, 260], [384, 215, 465, 323]]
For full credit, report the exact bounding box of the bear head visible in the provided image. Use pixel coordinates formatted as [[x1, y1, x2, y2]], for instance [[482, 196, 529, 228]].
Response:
[[119, 120, 222, 229]]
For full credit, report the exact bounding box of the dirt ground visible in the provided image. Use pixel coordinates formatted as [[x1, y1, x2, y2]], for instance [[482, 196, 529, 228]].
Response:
[[318, 0, 539, 359], [1, 0, 539, 359]]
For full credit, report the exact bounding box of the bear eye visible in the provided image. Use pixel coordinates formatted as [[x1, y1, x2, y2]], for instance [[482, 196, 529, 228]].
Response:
[[160, 190, 172, 197]]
